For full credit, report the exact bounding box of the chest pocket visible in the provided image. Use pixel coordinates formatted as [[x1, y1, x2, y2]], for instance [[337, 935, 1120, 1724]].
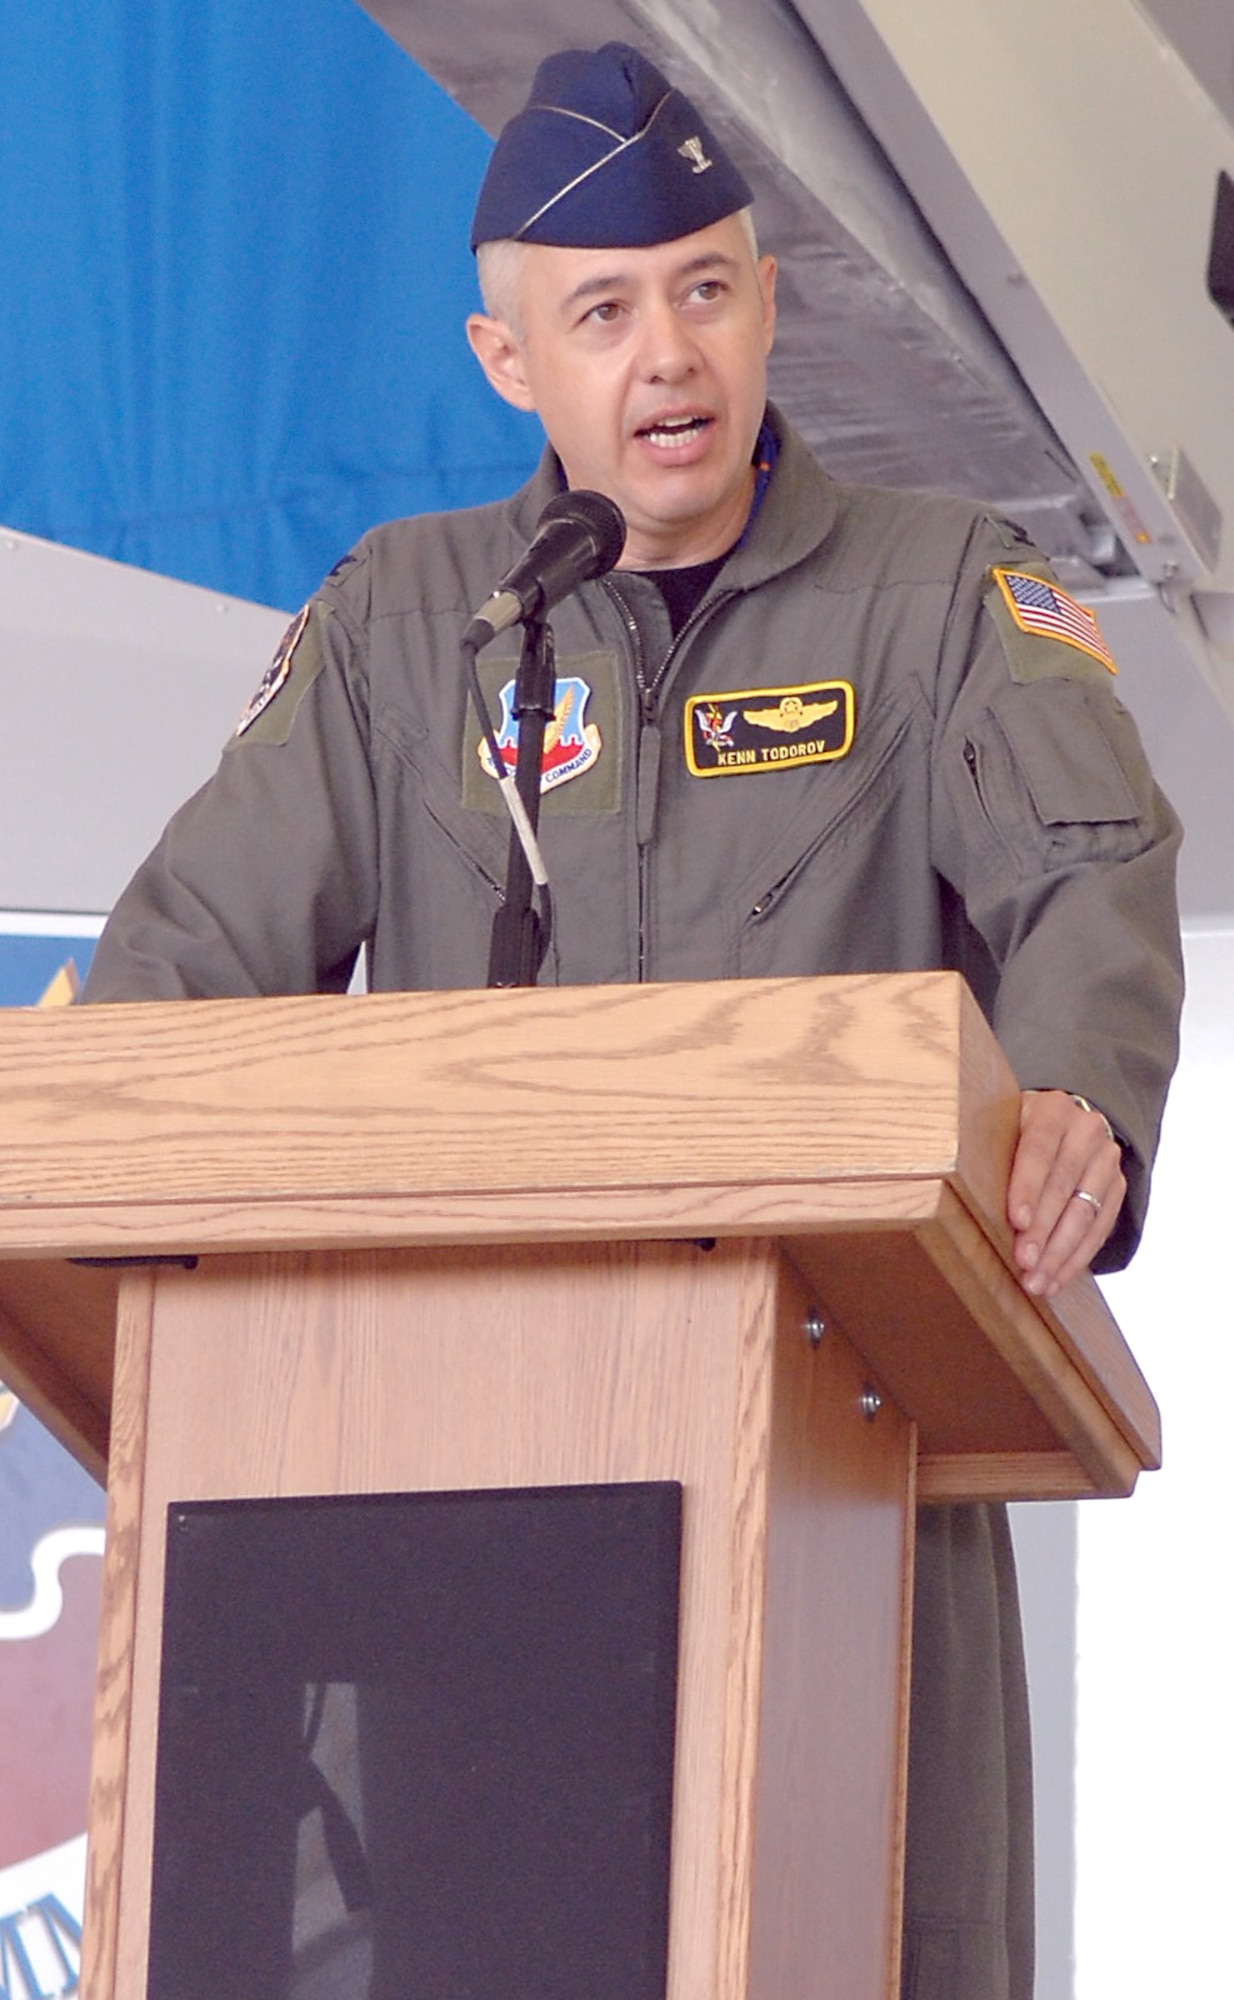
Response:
[[744, 704, 912, 898], [459, 650, 625, 817], [375, 702, 509, 902], [688, 686, 929, 980]]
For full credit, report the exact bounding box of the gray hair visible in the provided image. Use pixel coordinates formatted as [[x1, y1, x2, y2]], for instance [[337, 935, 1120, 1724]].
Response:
[[475, 237, 532, 334]]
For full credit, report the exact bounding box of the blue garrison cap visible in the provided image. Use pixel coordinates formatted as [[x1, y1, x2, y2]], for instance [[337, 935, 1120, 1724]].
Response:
[[470, 42, 753, 251]]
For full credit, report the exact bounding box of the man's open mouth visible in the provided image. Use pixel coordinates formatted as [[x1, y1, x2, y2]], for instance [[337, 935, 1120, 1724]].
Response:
[[636, 415, 711, 447]]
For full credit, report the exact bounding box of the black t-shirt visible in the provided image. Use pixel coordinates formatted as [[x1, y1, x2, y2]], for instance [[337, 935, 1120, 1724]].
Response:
[[639, 552, 730, 636]]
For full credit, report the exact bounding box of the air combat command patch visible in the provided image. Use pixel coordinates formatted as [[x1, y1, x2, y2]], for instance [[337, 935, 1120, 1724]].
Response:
[[684, 680, 855, 777], [477, 673, 603, 793]]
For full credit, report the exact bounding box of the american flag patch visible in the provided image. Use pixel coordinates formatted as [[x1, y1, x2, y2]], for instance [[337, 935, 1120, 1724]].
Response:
[[991, 568, 1117, 673]]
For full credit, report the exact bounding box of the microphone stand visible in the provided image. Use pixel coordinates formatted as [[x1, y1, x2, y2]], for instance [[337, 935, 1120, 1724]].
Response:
[[486, 611, 555, 987]]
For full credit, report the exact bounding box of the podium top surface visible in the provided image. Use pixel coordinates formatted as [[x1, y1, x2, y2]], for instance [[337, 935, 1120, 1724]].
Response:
[[1, 972, 1005, 1238], [0, 972, 1159, 1498]]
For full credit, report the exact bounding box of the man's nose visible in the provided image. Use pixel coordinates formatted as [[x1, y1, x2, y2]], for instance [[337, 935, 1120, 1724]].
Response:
[[637, 302, 699, 381]]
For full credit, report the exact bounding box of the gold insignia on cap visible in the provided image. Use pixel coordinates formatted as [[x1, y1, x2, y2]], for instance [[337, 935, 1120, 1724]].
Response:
[[677, 136, 712, 174]]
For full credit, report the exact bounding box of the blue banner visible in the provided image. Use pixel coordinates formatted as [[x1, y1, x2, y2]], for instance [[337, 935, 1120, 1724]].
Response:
[[0, 0, 542, 612]]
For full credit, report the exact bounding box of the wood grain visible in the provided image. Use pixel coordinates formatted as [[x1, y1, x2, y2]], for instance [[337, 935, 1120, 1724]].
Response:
[[0, 974, 972, 1228], [916, 1451, 1092, 1503], [0, 1178, 956, 1262], [0, 1278, 111, 1479], [0, 972, 1160, 1502], [24, 974, 1159, 1999], [890, 1435, 918, 1996], [744, 1263, 915, 2000], [105, 1242, 791, 2000], [785, 1184, 1159, 1502], [97, 1242, 918, 2000], [916, 1190, 1149, 1496], [81, 1271, 155, 2000], [1041, 1272, 1163, 1471]]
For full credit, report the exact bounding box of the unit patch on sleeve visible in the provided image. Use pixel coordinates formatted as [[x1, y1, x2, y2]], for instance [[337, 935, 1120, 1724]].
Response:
[[989, 567, 1118, 676], [684, 680, 855, 777], [232, 604, 314, 740]]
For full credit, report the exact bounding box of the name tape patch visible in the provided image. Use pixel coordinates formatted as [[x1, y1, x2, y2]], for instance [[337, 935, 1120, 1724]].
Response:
[[684, 680, 855, 777]]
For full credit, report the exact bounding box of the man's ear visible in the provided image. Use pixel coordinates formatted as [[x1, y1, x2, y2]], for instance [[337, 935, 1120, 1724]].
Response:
[[466, 314, 536, 412], [758, 254, 778, 354]]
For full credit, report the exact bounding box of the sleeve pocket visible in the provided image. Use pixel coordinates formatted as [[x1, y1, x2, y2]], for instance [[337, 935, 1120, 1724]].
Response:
[[953, 678, 1159, 877], [993, 679, 1139, 826]]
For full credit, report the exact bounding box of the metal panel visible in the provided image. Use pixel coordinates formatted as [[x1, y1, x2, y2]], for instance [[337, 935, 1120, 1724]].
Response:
[[813, 0, 1234, 595], [0, 528, 285, 915]]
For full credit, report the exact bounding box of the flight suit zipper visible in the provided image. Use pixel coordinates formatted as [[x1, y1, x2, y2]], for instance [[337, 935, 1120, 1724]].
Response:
[[601, 580, 736, 980]]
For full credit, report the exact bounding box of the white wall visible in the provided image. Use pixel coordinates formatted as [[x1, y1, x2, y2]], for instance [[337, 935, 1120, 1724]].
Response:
[[1015, 929, 1233, 2000], [1011, 1497, 1078, 2000], [0, 527, 285, 916], [1073, 926, 1234, 1997]]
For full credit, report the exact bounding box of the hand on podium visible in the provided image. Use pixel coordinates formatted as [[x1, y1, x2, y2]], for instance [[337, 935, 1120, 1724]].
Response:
[[1009, 1088, 1126, 1300]]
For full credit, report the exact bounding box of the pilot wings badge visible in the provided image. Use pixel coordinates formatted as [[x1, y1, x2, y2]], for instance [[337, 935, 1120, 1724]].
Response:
[[742, 694, 839, 732]]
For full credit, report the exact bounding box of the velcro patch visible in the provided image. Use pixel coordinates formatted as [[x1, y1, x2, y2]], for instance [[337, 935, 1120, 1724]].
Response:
[[990, 567, 1117, 675], [462, 650, 621, 815], [477, 672, 602, 792], [232, 604, 317, 742], [684, 680, 855, 777]]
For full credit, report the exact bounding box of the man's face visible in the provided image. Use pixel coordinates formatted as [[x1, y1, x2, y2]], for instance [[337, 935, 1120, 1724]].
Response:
[[468, 215, 777, 569]]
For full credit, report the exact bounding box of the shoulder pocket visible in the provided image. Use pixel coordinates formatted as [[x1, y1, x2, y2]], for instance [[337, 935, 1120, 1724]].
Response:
[[995, 680, 1138, 825], [957, 679, 1155, 874]]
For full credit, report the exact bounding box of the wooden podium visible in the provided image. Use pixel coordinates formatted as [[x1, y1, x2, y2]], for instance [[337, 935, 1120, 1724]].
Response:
[[0, 972, 1159, 2000]]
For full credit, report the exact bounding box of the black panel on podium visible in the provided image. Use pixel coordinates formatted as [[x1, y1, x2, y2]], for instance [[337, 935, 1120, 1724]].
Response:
[[149, 1482, 683, 2000]]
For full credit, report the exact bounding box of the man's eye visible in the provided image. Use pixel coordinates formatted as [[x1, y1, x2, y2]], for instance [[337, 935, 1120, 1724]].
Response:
[[692, 280, 724, 303], [586, 300, 622, 324]]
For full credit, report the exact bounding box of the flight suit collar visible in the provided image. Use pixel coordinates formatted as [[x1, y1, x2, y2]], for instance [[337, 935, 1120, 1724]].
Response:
[[505, 403, 842, 597]]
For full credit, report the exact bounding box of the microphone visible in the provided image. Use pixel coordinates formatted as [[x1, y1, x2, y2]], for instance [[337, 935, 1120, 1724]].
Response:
[[463, 489, 626, 649]]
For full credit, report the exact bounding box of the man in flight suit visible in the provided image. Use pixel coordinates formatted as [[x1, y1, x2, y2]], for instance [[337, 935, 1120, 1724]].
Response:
[[84, 41, 1183, 2000]]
